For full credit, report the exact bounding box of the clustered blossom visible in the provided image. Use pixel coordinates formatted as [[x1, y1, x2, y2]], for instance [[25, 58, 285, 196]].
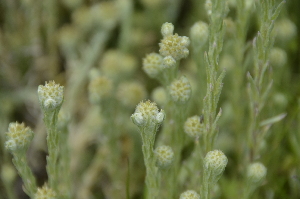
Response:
[[179, 190, 200, 199], [88, 76, 113, 104], [34, 184, 57, 199], [184, 115, 203, 138], [154, 145, 174, 168], [190, 21, 209, 48], [142, 53, 164, 78], [131, 100, 165, 127], [204, 150, 228, 182], [116, 81, 147, 108], [38, 81, 64, 112], [169, 76, 192, 104], [159, 33, 190, 61], [5, 122, 34, 152], [247, 162, 267, 184], [100, 50, 137, 79]]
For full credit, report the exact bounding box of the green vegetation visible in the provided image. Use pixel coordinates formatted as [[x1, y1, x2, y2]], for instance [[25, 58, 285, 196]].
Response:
[[1, 0, 299, 198]]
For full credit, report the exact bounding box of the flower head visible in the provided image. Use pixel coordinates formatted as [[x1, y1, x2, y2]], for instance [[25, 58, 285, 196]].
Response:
[[155, 145, 174, 168], [247, 162, 267, 184], [204, 150, 228, 183], [131, 100, 165, 127], [169, 76, 192, 104], [159, 33, 190, 61], [184, 115, 203, 138], [142, 53, 164, 78], [38, 81, 64, 112], [116, 81, 147, 108], [5, 122, 34, 152], [88, 76, 113, 104], [34, 184, 57, 199], [180, 190, 200, 199]]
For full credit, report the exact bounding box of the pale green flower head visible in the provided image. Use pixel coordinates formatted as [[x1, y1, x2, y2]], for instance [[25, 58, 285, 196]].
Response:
[[180, 190, 200, 199], [131, 100, 165, 127], [204, 150, 228, 183], [184, 115, 203, 138], [159, 22, 190, 61], [247, 162, 267, 184], [143, 53, 164, 78], [155, 145, 174, 168], [34, 184, 57, 199], [5, 122, 34, 152], [169, 76, 192, 104], [38, 81, 64, 112]]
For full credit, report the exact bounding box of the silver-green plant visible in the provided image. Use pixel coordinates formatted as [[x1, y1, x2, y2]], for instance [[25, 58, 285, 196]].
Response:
[[5, 122, 37, 198], [131, 100, 165, 199]]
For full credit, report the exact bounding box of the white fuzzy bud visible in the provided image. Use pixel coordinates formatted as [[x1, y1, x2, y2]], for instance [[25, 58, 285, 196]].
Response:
[[155, 145, 174, 168], [190, 21, 209, 48], [162, 56, 176, 68], [38, 81, 64, 112], [180, 190, 200, 199], [161, 22, 174, 37], [247, 162, 267, 184], [204, 150, 228, 183]]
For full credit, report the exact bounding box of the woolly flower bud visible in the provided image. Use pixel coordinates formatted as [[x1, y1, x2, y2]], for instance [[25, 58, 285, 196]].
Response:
[[180, 190, 200, 199], [88, 76, 113, 104], [38, 81, 64, 112], [155, 145, 174, 168], [5, 122, 34, 152], [131, 100, 165, 127], [162, 56, 176, 68], [116, 81, 147, 108], [100, 50, 137, 79], [151, 87, 167, 106], [247, 162, 267, 184], [269, 47, 287, 68], [184, 115, 203, 138], [159, 31, 190, 61], [143, 53, 164, 78], [190, 21, 209, 48], [204, 150, 228, 177], [169, 76, 192, 104], [161, 22, 174, 37], [35, 184, 57, 199], [275, 18, 297, 42]]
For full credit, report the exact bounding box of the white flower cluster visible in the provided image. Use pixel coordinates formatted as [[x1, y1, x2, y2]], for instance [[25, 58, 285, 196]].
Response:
[[169, 76, 192, 104], [247, 162, 267, 184], [131, 100, 165, 127], [34, 184, 57, 199], [154, 145, 174, 168], [38, 81, 64, 112], [184, 115, 203, 138], [179, 190, 200, 199], [5, 122, 34, 152], [159, 22, 190, 61], [204, 150, 228, 182]]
